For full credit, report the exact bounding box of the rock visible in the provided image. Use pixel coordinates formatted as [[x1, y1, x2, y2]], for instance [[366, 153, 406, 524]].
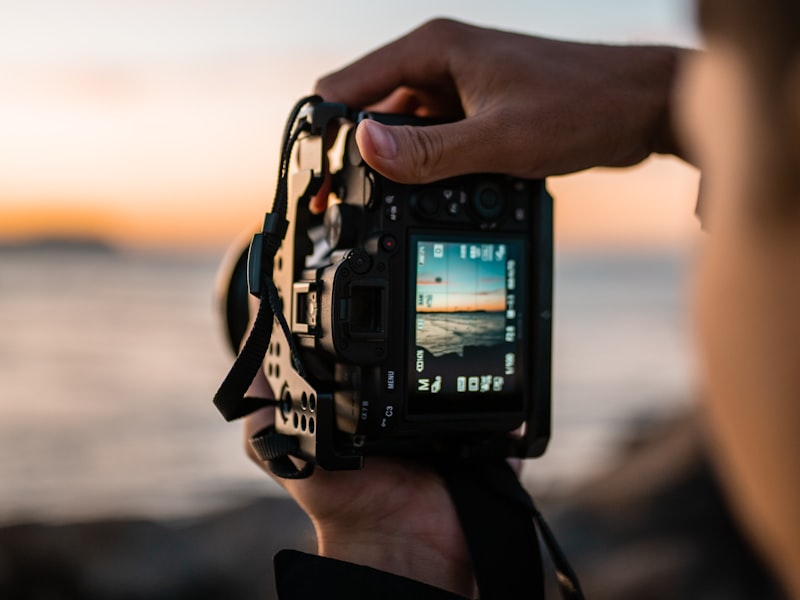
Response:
[[0, 497, 314, 599], [0, 411, 787, 599]]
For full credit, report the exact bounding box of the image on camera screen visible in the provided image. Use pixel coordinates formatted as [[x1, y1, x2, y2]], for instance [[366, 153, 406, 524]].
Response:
[[407, 234, 526, 415]]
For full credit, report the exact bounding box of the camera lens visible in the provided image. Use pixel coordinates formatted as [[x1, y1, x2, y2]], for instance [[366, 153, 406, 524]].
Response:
[[471, 182, 505, 221]]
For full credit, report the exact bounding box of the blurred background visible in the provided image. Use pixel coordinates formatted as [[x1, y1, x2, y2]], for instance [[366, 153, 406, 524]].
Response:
[[3, 1, 754, 598]]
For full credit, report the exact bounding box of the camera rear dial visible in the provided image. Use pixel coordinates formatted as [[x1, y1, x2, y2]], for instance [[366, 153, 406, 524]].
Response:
[[471, 182, 506, 221]]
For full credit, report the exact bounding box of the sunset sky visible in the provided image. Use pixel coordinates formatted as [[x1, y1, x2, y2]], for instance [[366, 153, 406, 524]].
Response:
[[416, 241, 508, 313], [0, 0, 701, 251]]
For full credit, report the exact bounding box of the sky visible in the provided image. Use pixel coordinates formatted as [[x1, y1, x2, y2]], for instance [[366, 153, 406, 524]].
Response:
[[0, 0, 702, 251], [416, 241, 508, 313]]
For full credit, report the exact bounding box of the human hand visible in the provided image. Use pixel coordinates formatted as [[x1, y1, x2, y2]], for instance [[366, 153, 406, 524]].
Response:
[[315, 18, 685, 186], [243, 371, 476, 598]]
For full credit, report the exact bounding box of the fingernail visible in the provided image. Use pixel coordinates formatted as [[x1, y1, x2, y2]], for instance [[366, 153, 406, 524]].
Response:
[[362, 120, 397, 159]]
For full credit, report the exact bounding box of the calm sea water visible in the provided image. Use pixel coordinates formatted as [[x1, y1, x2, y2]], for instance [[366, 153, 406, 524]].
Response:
[[417, 311, 506, 357], [0, 244, 697, 524]]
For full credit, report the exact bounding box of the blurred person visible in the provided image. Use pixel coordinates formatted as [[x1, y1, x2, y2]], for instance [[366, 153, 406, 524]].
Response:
[[679, 0, 800, 596], [243, 1, 800, 597]]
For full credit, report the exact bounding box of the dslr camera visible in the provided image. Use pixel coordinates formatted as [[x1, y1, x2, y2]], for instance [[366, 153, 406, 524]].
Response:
[[216, 98, 553, 472]]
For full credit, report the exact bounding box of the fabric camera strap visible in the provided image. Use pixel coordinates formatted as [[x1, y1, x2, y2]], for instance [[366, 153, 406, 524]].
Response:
[[438, 458, 584, 600], [213, 96, 321, 478]]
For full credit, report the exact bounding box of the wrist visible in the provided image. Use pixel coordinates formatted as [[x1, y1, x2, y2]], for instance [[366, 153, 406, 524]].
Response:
[[315, 524, 475, 598]]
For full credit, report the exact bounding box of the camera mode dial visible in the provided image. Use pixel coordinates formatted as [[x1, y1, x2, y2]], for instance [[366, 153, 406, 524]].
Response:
[[324, 203, 361, 250]]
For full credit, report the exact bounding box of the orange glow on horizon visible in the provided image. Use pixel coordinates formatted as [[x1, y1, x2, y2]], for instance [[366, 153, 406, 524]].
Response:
[[0, 201, 260, 251], [1, 30, 702, 255], [0, 157, 702, 252], [0, 205, 122, 244], [417, 304, 506, 314]]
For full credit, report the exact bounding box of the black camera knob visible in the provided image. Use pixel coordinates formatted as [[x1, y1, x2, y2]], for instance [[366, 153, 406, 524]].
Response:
[[346, 248, 372, 274], [417, 191, 440, 216], [471, 182, 505, 221], [324, 203, 360, 250]]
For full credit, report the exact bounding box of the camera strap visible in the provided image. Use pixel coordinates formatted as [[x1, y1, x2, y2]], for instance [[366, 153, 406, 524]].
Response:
[[213, 96, 320, 431], [437, 459, 584, 600]]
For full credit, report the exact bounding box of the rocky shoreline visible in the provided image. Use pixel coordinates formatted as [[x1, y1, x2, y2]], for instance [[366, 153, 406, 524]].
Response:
[[0, 496, 315, 599], [0, 412, 786, 599]]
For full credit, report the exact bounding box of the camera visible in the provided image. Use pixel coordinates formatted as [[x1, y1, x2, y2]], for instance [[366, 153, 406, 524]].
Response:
[[216, 99, 553, 471]]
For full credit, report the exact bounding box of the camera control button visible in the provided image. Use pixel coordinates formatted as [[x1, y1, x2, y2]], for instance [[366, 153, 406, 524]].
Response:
[[416, 191, 439, 216], [385, 369, 396, 392], [471, 182, 505, 221], [346, 248, 372, 274], [379, 234, 397, 253]]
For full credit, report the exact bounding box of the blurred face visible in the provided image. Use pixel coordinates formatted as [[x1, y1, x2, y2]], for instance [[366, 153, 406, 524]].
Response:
[[676, 34, 800, 596], [677, 38, 761, 230]]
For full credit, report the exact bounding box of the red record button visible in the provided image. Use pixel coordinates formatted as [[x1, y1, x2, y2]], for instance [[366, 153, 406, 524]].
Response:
[[380, 234, 397, 252]]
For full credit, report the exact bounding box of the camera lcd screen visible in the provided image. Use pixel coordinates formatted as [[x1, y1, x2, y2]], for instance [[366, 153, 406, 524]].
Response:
[[407, 234, 526, 416]]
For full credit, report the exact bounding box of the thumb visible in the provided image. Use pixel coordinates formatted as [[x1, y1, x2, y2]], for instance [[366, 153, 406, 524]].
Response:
[[355, 118, 493, 184]]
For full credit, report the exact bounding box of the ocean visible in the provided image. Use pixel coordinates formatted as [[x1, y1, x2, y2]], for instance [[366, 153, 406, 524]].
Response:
[[0, 243, 697, 524], [416, 312, 507, 357]]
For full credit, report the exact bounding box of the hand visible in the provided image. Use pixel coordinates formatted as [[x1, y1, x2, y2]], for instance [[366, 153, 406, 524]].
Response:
[[315, 18, 686, 186], [243, 371, 476, 598]]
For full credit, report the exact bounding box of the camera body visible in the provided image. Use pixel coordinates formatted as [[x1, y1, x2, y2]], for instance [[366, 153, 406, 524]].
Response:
[[228, 101, 553, 470]]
